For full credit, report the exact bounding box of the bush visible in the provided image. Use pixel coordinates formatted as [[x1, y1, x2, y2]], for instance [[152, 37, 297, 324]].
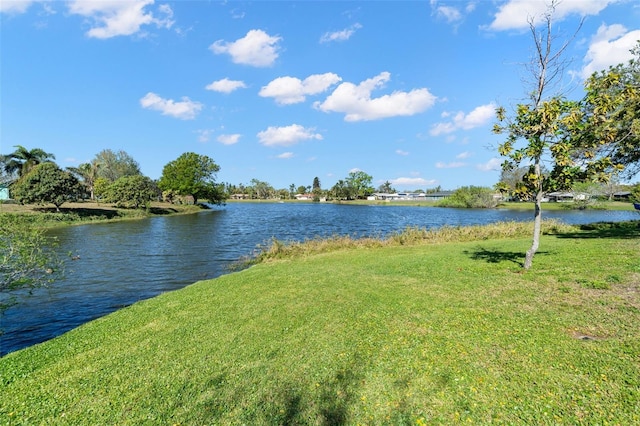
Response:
[[438, 186, 498, 208]]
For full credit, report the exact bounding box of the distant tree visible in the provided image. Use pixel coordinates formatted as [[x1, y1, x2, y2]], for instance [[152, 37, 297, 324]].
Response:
[[67, 159, 102, 200], [311, 177, 323, 201], [440, 186, 498, 208], [93, 177, 111, 202], [1, 145, 55, 178], [158, 152, 224, 205], [104, 175, 157, 209], [296, 185, 308, 195], [289, 183, 296, 199], [11, 163, 81, 212], [330, 180, 349, 200], [345, 171, 374, 199], [94, 149, 141, 182], [250, 179, 274, 199], [377, 181, 395, 193]]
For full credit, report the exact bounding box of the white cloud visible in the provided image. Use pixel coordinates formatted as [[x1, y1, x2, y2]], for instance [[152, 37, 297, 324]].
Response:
[[259, 73, 342, 105], [430, 102, 495, 136], [68, 0, 174, 39], [205, 78, 247, 94], [436, 161, 466, 169], [390, 177, 438, 187], [217, 134, 241, 145], [396, 149, 409, 156], [257, 124, 322, 147], [320, 23, 362, 43], [436, 6, 462, 23], [315, 72, 437, 121], [456, 151, 472, 159], [277, 152, 294, 159], [580, 24, 640, 79], [210, 29, 281, 67], [477, 158, 502, 172], [140, 92, 202, 120], [195, 129, 214, 143], [0, 0, 37, 14], [487, 0, 613, 31]]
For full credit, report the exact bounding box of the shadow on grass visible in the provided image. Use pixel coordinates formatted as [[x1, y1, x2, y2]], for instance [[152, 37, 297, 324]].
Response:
[[555, 220, 640, 239], [464, 247, 526, 266], [36, 207, 121, 219], [259, 360, 364, 425]]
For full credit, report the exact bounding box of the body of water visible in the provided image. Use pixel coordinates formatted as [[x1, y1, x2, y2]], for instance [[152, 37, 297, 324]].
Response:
[[1, 202, 638, 356]]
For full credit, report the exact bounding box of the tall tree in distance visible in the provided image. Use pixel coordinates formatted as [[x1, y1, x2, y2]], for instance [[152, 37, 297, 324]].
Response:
[[94, 149, 141, 182], [312, 176, 322, 201], [67, 159, 102, 200], [158, 152, 224, 205], [1, 145, 55, 178], [345, 170, 374, 200]]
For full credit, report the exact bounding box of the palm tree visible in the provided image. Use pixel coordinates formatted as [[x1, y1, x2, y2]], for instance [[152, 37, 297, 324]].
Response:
[[2, 145, 56, 178], [67, 160, 101, 200]]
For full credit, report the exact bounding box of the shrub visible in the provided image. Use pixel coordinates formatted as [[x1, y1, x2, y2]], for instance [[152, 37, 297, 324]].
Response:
[[438, 186, 499, 208]]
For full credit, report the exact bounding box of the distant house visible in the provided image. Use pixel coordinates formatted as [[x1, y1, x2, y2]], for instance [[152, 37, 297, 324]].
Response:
[[423, 191, 454, 201], [0, 183, 9, 201], [613, 191, 632, 201], [546, 191, 589, 202]]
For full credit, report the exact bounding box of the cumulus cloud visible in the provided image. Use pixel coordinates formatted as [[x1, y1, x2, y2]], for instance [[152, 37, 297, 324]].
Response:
[[259, 73, 342, 105], [210, 29, 281, 67], [0, 0, 37, 14], [436, 161, 466, 169], [580, 24, 640, 79], [217, 134, 241, 145], [277, 152, 294, 159], [257, 124, 322, 147], [67, 0, 174, 39], [477, 158, 502, 172], [140, 92, 202, 120], [205, 78, 247, 94], [487, 0, 613, 31], [457, 151, 473, 159], [430, 102, 495, 136], [390, 177, 438, 187], [315, 72, 437, 121], [320, 23, 362, 43]]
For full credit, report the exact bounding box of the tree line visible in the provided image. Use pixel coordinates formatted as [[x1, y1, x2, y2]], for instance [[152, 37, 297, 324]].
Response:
[[1, 148, 225, 210]]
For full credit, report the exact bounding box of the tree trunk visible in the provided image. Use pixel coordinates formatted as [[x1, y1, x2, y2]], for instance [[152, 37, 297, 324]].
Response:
[[524, 166, 543, 269]]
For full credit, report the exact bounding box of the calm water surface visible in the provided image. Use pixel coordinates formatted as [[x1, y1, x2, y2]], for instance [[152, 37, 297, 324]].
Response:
[[1, 202, 637, 356]]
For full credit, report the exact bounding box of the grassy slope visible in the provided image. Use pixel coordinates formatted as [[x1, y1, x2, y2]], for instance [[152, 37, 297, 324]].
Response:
[[1, 225, 639, 425]]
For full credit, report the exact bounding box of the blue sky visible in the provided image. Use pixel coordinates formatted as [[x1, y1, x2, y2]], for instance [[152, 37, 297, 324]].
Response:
[[2, 1, 639, 191]]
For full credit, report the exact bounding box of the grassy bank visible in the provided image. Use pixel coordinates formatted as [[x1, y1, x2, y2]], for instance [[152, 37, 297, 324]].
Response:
[[0, 201, 206, 228], [1, 221, 639, 424]]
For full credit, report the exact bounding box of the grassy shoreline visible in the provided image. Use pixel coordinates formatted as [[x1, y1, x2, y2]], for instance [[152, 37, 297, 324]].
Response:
[[0, 201, 208, 228], [1, 220, 639, 424]]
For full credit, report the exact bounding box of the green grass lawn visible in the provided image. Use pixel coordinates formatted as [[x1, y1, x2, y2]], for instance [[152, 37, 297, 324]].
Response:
[[1, 222, 639, 425]]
